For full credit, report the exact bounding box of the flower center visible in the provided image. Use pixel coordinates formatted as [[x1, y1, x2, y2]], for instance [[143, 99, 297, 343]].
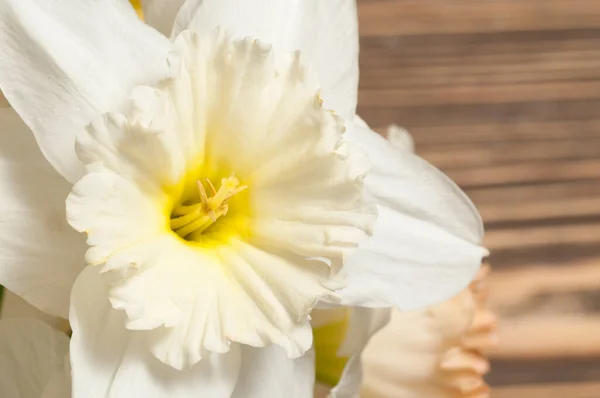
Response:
[[170, 175, 247, 241]]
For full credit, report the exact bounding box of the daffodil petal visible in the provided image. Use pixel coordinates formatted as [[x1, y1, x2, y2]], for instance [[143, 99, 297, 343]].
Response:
[[231, 345, 316, 398], [140, 0, 186, 36], [0, 290, 65, 330], [361, 291, 479, 398], [172, 0, 359, 122], [338, 124, 488, 311], [41, 367, 71, 398], [329, 308, 391, 398], [352, 123, 485, 244], [0, 0, 171, 182], [0, 108, 85, 318], [105, 236, 322, 369], [71, 268, 316, 398], [0, 319, 70, 398], [350, 123, 484, 244], [69, 267, 242, 398]]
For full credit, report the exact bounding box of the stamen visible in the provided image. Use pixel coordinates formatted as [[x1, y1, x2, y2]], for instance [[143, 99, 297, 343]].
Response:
[[171, 203, 202, 217], [170, 208, 202, 230], [205, 178, 217, 196], [197, 180, 209, 204], [170, 175, 247, 240]]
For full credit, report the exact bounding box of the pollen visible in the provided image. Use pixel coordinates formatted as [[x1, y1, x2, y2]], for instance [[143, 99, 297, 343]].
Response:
[[170, 175, 247, 240]]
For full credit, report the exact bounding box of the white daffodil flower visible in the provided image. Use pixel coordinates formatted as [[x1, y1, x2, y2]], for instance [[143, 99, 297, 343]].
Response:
[[0, 318, 71, 397], [0, 0, 488, 396]]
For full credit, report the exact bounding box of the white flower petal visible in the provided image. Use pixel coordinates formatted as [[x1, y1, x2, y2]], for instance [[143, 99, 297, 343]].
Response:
[[0, 290, 64, 330], [70, 267, 242, 398], [0, 108, 85, 318], [173, 0, 359, 122], [141, 0, 186, 36], [41, 358, 71, 398], [386, 124, 415, 153], [105, 235, 321, 369], [348, 123, 484, 244], [231, 345, 315, 398], [329, 308, 391, 398], [67, 31, 373, 369], [0, 0, 172, 182], [339, 124, 488, 311], [0, 318, 69, 397], [67, 169, 167, 266]]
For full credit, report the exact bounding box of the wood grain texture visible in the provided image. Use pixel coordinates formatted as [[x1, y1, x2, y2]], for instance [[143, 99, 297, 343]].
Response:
[[358, 1, 600, 36], [493, 382, 600, 398], [357, 0, 600, 394]]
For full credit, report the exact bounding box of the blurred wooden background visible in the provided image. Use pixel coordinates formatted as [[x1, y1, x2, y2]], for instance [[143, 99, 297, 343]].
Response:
[[357, 0, 600, 396]]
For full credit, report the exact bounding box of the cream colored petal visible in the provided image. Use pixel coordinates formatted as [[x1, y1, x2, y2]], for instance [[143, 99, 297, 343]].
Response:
[[0, 107, 85, 319], [231, 345, 316, 398], [339, 124, 488, 311], [0, 290, 65, 332], [386, 124, 415, 153], [70, 267, 242, 398], [0, 0, 171, 182], [67, 168, 166, 266], [41, 356, 71, 398], [361, 265, 496, 398], [0, 319, 69, 397], [140, 0, 186, 36], [173, 0, 359, 122], [106, 235, 332, 369]]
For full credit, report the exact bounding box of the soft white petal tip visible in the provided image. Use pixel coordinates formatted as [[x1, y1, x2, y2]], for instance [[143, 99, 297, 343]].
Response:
[[386, 124, 415, 153]]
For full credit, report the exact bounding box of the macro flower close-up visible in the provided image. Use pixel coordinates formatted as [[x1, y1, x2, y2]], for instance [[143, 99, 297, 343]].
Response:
[[0, 0, 489, 397]]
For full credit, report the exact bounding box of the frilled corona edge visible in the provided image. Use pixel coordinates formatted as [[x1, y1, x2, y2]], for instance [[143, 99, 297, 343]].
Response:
[[438, 264, 497, 398], [361, 263, 497, 398]]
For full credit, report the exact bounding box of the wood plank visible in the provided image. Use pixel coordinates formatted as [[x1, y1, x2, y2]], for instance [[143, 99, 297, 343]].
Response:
[[361, 66, 600, 89], [487, 262, 600, 359], [358, 1, 600, 36], [382, 120, 600, 143], [446, 158, 600, 188], [466, 181, 600, 205], [420, 141, 600, 169], [493, 382, 600, 398], [360, 31, 600, 59], [361, 48, 600, 70], [489, 243, 600, 270], [358, 99, 600, 128], [485, 224, 600, 251], [359, 80, 600, 107], [489, 261, 600, 310], [489, 357, 600, 386], [477, 197, 600, 224]]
